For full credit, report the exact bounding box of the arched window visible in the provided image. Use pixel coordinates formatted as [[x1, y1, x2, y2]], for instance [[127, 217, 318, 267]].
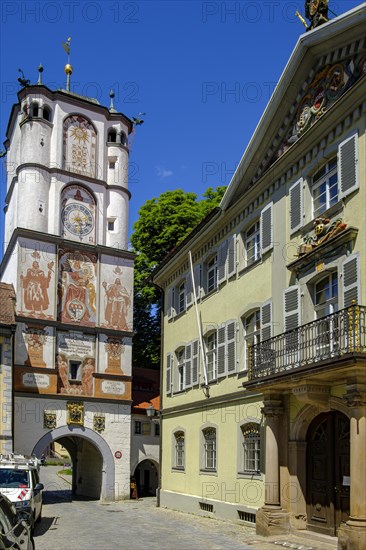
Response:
[[241, 423, 260, 474], [43, 106, 51, 121], [174, 431, 185, 469], [107, 129, 117, 143], [202, 427, 216, 470], [120, 132, 128, 146], [31, 102, 39, 118]]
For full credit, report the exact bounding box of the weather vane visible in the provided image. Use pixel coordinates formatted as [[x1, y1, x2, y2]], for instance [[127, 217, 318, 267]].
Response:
[[62, 37, 72, 91]]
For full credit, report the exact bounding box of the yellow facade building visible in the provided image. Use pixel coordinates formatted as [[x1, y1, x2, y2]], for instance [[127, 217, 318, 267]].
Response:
[[153, 5, 366, 549]]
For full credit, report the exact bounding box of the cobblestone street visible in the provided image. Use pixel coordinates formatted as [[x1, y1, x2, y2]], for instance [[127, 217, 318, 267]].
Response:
[[34, 467, 337, 550]]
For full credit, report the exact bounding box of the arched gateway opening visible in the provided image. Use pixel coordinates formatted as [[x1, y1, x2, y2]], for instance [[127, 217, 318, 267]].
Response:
[[133, 459, 158, 497], [306, 411, 350, 536], [32, 426, 115, 501]]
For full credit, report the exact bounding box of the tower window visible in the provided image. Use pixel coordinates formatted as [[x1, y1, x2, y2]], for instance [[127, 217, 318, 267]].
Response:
[[31, 103, 39, 118], [108, 129, 117, 143], [43, 106, 51, 121], [69, 360, 81, 381], [108, 219, 115, 231], [109, 161, 116, 170]]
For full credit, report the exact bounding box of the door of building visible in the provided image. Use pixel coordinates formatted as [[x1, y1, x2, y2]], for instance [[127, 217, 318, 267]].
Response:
[[306, 411, 350, 535]]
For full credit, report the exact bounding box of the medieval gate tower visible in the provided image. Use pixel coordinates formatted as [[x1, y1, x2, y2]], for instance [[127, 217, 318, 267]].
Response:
[[0, 62, 134, 500]]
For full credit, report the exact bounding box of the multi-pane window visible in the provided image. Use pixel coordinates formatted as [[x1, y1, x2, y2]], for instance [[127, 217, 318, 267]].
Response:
[[245, 221, 260, 266], [203, 428, 216, 470], [177, 349, 185, 391], [312, 157, 338, 218], [134, 421, 142, 435], [314, 272, 339, 356], [174, 431, 185, 468], [243, 310, 260, 370], [314, 272, 338, 319], [207, 256, 217, 293], [242, 424, 260, 473], [206, 333, 217, 382], [178, 281, 185, 313]]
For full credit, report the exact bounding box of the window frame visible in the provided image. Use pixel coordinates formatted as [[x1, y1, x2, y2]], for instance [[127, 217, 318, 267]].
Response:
[[205, 332, 217, 382], [202, 427, 217, 472], [206, 255, 217, 293], [240, 423, 261, 475], [245, 220, 261, 267], [176, 348, 185, 392], [173, 430, 185, 470], [243, 310, 261, 372], [312, 156, 338, 219]]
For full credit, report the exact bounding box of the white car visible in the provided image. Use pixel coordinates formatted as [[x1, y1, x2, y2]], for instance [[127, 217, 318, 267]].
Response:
[[0, 456, 43, 531]]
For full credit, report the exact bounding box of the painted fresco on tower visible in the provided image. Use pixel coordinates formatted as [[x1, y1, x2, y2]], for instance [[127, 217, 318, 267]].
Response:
[[60, 184, 96, 245], [63, 115, 97, 178], [15, 323, 55, 368], [56, 331, 96, 396], [18, 242, 56, 319], [100, 258, 133, 331], [58, 250, 97, 326], [98, 334, 131, 375]]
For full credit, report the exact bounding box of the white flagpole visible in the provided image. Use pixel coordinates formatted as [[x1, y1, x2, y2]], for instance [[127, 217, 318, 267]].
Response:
[[188, 250, 208, 388]]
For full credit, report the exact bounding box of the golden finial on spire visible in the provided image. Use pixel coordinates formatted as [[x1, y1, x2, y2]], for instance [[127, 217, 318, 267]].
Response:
[[62, 37, 72, 91]]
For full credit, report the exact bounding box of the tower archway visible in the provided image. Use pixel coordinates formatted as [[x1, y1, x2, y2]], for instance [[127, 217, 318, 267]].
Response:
[[32, 426, 115, 501]]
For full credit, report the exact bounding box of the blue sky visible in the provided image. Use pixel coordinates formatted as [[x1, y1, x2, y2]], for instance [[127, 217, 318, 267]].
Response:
[[0, 0, 362, 257]]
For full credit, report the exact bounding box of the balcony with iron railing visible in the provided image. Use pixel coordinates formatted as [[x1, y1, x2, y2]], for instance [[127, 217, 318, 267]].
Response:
[[248, 304, 366, 380]]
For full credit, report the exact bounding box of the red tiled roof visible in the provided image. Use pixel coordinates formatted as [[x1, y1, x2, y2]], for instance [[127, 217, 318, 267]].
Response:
[[0, 283, 16, 326]]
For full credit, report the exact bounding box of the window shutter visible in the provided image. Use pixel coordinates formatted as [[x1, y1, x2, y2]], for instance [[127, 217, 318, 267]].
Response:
[[227, 234, 236, 278], [217, 240, 228, 284], [194, 263, 201, 300], [192, 340, 199, 385], [289, 179, 303, 234], [166, 353, 172, 395], [167, 287, 175, 319], [284, 286, 301, 331], [261, 300, 272, 341], [186, 272, 193, 308], [342, 254, 360, 307], [261, 202, 273, 254], [226, 321, 236, 373], [217, 325, 226, 377], [339, 133, 359, 199], [185, 344, 192, 388]]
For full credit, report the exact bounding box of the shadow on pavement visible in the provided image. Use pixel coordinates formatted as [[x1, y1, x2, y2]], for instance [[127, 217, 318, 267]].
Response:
[[33, 517, 57, 537]]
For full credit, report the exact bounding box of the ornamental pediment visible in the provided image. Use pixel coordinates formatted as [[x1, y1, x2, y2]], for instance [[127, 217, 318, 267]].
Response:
[[220, 5, 366, 211], [270, 53, 365, 167]]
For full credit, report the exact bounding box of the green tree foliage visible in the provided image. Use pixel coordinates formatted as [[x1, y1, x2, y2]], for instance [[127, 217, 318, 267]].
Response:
[[131, 186, 226, 369]]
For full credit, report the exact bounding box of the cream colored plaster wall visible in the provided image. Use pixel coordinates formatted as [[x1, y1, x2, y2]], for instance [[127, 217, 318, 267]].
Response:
[[162, 399, 264, 511]]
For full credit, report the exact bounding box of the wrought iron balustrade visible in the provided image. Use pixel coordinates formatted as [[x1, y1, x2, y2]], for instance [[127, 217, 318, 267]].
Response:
[[249, 304, 366, 380]]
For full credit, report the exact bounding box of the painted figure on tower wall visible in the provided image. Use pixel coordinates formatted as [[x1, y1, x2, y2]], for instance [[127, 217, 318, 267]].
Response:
[[102, 277, 131, 330], [58, 250, 97, 326], [19, 251, 54, 319]]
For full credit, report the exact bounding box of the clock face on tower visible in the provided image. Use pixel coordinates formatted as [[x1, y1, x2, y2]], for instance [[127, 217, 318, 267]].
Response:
[[61, 202, 94, 237]]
